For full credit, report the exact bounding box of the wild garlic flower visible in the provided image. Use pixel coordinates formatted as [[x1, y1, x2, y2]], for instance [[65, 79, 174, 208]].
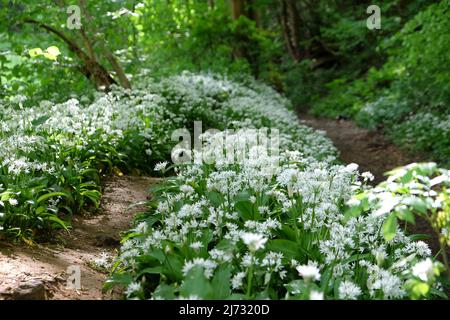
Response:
[[241, 232, 268, 252], [154, 161, 168, 171], [338, 281, 362, 300], [125, 282, 141, 297], [189, 241, 203, 250], [310, 290, 324, 300], [412, 258, 435, 282], [296, 264, 321, 282], [231, 272, 246, 290]]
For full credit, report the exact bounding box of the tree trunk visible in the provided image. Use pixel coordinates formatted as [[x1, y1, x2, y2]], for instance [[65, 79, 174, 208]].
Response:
[[279, 0, 302, 62], [231, 0, 246, 20]]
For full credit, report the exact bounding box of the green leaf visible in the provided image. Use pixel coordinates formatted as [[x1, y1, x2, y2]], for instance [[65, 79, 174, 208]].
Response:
[[162, 254, 183, 281], [412, 282, 430, 298], [280, 225, 297, 242], [396, 208, 415, 224], [320, 267, 333, 293], [410, 233, 432, 241], [137, 266, 163, 276], [235, 200, 254, 220], [103, 273, 133, 292], [153, 284, 176, 299], [46, 46, 61, 56], [31, 115, 51, 126], [1, 192, 12, 201], [430, 287, 448, 299], [47, 215, 70, 231], [42, 46, 61, 61], [207, 191, 224, 207], [267, 239, 303, 260], [285, 280, 307, 295], [211, 265, 231, 299], [180, 266, 212, 299], [28, 48, 43, 57], [409, 197, 428, 214], [37, 192, 69, 204], [382, 213, 398, 241]]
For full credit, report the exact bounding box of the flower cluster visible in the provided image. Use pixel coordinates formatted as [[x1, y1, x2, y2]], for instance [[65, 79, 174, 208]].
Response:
[[106, 73, 444, 300]]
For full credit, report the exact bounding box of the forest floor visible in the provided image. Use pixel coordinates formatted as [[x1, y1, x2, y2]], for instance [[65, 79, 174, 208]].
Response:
[[299, 114, 425, 184], [0, 114, 444, 300], [298, 114, 447, 256], [0, 175, 160, 300]]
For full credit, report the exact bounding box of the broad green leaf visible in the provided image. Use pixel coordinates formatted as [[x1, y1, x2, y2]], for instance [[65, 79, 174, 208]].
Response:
[[37, 192, 69, 204], [137, 266, 163, 276], [153, 284, 176, 299], [28, 48, 43, 57], [382, 213, 398, 241], [103, 273, 133, 292], [412, 282, 430, 298], [235, 200, 254, 220], [31, 115, 51, 126], [267, 239, 303, 260], [211, 265, 231, 299], [285, 280, 307, 295], [47, 215, 70, 231], [43, 46, 61, 60], [46, 46, 61, 56], [180, 266, 212, 299]]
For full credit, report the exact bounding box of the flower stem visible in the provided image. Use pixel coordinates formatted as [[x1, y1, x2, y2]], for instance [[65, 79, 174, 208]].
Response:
[[246, 264, 253, 299]]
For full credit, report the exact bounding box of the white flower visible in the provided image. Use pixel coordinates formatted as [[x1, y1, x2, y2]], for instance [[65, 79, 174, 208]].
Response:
[[180, 185, 195, 194], [338, 280, 361, 300], [154, 161, 168, 171], [125, 282, 141, 296], [182, 258, 217, 278], [412, 258, 435, 282], [296, 264, 320, 282], [231, 272, 246, 289], [241, 232, 267, 252], [309, 290, 324, 300], [343, 163, 359, 173], [9, 198, 18, 206], [92, 251, 112, 269], [373, 192, 400, 217], [189, 241, 203, 250], [134, 221, 148, 234], [361, 171, 375, 182]]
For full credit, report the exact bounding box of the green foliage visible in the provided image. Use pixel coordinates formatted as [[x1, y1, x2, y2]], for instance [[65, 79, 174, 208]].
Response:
[[309, 0, 450, 165], [1, 0, 449, 301], [108, 74, 446, 300], [347, 162, 450, 286]]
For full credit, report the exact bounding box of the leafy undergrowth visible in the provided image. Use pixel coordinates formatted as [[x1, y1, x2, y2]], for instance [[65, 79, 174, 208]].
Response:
[[105, 73, 449, 300], [0, 71, 332, 239], [1, 71, 449, 300], [0, 84, 173, 239], [309, 0, 450, 166]]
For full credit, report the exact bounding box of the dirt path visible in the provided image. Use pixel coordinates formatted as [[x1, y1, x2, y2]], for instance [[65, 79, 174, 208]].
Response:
[[299, 114, 425, 183], [0, 175, 160, 300], [298, 114, 448, 253]]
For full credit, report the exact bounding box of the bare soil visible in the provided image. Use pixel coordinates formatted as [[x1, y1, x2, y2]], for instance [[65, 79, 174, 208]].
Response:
[[0, 175, 160, 300], [299, 114, 425, 184]]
